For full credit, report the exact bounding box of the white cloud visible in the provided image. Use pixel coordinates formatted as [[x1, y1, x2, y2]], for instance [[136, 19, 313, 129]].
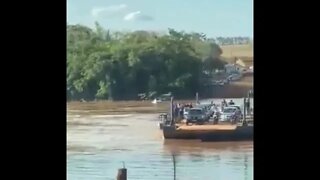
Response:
[[91, 4, 128, 18], [123, 11, 154, 21], [123, 11, 141, 21]]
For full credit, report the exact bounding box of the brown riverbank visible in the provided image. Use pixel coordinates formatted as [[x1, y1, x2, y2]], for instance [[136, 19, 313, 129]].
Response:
[[68, 101, 169, 114], [200, 75, 253, 98], [68, 75, 253, 104], [214, 76, 253, 98]]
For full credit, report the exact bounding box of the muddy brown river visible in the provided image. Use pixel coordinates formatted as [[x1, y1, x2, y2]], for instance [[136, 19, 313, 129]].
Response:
[[67, 99, 253, 180]]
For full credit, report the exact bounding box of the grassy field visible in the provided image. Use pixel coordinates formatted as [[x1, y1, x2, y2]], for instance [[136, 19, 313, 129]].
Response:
[[221, 44, 253, 58], [220, 44, 253, 65]]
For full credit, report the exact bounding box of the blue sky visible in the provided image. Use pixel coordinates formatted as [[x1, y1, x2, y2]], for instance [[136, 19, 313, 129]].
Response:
[[67, 0, 253, 38]]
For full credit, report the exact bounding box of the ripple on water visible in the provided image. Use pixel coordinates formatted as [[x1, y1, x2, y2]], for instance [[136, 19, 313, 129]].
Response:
[[67, 100, 253, 180]]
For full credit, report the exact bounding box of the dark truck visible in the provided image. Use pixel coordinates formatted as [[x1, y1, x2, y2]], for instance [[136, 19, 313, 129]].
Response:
[[186, 108, 207, 125]]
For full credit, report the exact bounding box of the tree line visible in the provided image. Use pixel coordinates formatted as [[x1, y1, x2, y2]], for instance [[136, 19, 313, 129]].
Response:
[[215, 37, 251, 45], [67, 22, 228, 101]]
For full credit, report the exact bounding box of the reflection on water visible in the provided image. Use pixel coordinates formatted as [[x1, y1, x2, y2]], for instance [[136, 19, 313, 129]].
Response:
[[67, 100, 253, 180]]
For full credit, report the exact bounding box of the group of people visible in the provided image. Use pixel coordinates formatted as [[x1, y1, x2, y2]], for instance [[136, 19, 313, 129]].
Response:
[[220, 99, 251, 113], [225, 99, 235, 105], [172, 102, 193, 120], [219, 99, 235, 111]]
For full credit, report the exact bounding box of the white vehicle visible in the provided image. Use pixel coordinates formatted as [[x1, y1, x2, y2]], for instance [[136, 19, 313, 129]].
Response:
[[229, 105, 242, 112], [229, 105, 243, 118], [228, 74, 242, 81], [183, 107, 190, 119], [217, 80, 225, 86], [220, 107, 238, 122], [152, 98, 162, 104]]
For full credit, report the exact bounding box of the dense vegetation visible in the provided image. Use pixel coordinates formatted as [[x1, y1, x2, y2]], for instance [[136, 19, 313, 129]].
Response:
[[67, 22, 227, 101]]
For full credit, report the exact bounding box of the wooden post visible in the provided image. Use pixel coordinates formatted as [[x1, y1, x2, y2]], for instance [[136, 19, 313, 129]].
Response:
[[196, 92, 199, 104], [170, 96, 174, 126], [247, 91, 250, 115], [243, 97, 247, 126], [117, 168, 127, 180], [172, 153, 176, 180], [117, 162, 127, 180]]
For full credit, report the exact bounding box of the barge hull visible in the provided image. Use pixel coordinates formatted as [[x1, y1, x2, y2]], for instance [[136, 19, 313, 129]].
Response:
[[163, 125, 253, 141]]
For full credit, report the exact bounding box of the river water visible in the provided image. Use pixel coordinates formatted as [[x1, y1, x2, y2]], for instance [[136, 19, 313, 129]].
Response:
[[67, 99, 253, 180]]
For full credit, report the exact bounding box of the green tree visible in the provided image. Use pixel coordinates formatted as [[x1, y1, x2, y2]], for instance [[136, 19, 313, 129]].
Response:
[[67, 23, 227, 101]]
